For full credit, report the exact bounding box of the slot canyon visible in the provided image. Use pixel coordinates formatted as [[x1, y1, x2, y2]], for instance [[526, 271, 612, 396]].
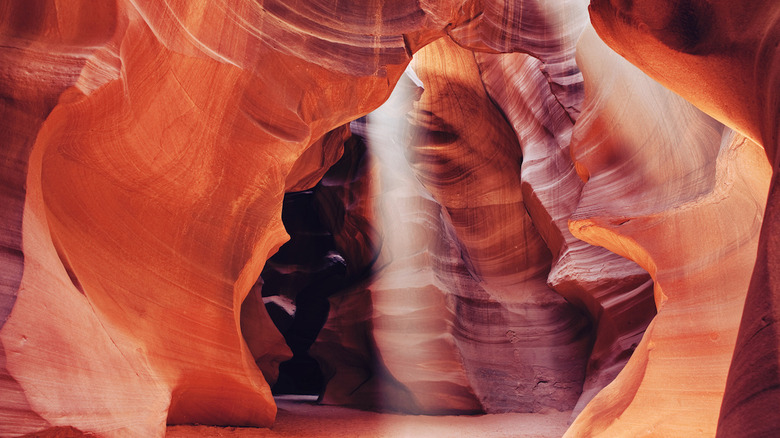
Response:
[[0, 1, 778, 437]]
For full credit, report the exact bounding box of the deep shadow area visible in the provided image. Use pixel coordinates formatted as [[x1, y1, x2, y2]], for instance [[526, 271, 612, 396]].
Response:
[[258, 131, 378, 396], [261, 189, 346, 395]]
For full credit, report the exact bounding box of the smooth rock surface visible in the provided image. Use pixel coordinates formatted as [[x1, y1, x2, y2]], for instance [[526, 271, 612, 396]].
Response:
[[167, 396, 572, 438], [585, 1, 780, 436], [406, 38, 593, 413], [0, 0, 468, 435], [475, 46, 656, 418], [563, 24, 771, 437], [1, 0, 777, 436]]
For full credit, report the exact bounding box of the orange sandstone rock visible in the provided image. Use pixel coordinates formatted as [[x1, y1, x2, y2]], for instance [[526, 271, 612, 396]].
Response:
[[2, 0, 776, 436], [586, 1, 780, 435], [0, 0, 478, 435], [406, 38, 593, 413], [475, 48, 656, 418], [563, 24, 771, 437]]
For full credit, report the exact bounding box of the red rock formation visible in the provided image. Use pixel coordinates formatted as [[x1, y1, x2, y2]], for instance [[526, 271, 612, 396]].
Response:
[[310, 2, 655, 418], [313, 30, 654, 417], [406, 38, 593, 413], [443, 0, 659, 417], [586, 1, 780, 436], [0, 0, 476, 435], [0, 2, 169, 436], [563, 24, 771, 437], [475, 49, 656, 418], [2, 0, 777, 436]]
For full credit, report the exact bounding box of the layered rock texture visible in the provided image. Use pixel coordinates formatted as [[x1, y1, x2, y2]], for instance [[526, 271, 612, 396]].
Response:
[[0, 1, 776, 437], [585, 2, 780, 436]]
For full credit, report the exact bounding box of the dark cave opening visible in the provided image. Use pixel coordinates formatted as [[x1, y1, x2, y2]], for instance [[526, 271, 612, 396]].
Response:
[[252, 128, 376, 396], [262, 189, 347, 396], [239, 69, 654, 413]]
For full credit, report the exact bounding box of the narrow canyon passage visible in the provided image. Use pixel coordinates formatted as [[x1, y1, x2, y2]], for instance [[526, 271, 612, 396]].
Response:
[[1, 1, 777, 437]]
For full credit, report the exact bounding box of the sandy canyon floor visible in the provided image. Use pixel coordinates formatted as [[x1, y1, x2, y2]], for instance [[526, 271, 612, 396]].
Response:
[[166, 396, 572, 437]]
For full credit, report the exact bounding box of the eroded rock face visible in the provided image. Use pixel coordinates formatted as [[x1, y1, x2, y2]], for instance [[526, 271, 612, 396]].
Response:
[[1, 0, 776, 436], [585, 2, 780, 436], [0, 0, 475, 435], [404, 38, 593, 413], [474, 46, 656, 418], [563, 25, 771, 437]]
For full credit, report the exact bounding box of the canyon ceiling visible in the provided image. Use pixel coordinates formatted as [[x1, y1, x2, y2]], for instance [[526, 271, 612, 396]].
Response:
[[0, 0, 778, 437]]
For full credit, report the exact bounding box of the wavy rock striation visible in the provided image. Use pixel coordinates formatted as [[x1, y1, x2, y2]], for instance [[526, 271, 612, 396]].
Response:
[[405, 38, 593, 413], [1, 0, 777, 436], [475, 48, 656, 418], [563, 24, 771, 437], [586, 1, 780, 436], [0, 0, 478, 435]]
